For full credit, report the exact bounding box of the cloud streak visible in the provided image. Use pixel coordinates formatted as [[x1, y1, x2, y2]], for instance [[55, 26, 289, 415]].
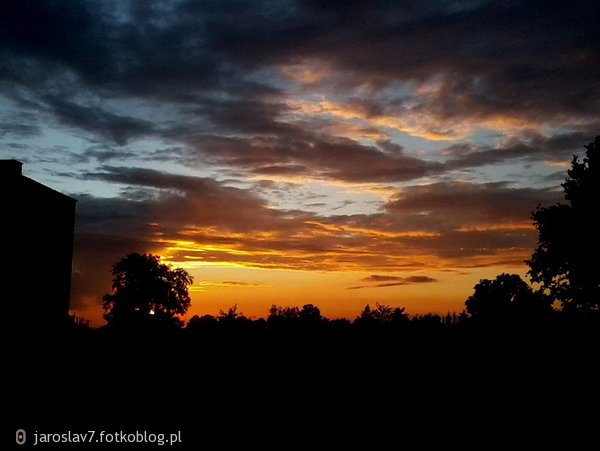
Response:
[[349, 274, 438, 289]]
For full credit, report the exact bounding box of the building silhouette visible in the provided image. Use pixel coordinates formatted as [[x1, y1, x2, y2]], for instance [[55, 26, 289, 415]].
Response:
[[1, 160, 76, 330]]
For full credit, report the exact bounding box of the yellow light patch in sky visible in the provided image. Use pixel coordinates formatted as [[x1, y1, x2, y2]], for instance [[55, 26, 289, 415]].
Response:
[[455, 223, 535, 232], [305, 221, 441, 238]]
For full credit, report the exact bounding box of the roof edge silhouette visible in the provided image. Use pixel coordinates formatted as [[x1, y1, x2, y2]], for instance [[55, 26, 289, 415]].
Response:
[[1, 159, 77, 203]]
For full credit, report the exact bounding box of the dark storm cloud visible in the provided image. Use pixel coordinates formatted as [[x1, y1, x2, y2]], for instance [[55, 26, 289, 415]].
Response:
[[74, 193, 157, 236], [1, 0, 598, 182], [385, 181, 560, 230], [189, 133, 444, 182], [193, 97, 296, 136], [0, 0, 109, 82], [300, 1, 600, 122], [445, 131, 596, 169], [541, 171, 568, 183], [81, 166, 298, 232], [44, 97, 157, 146], [81, 146, 137, 163], [83, 166, 214, 191], [297, 139, 443, 182], [0, 121, 40, 138], [0, 111, 41, 138], [195, 0, 599, 124], [0, 0, 223, 98]]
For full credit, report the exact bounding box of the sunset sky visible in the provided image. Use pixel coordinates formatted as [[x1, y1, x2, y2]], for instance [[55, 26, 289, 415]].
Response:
[[1, 1, 599, 325]]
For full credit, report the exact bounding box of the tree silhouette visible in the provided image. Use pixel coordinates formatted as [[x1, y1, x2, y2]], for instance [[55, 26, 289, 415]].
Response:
[[298, 304, 323, 323], [465, 273, 552, 321], [218, 304, 245, 322], [527, 136, 600, 312], [356, 303, 409, 327], [187, 314, 219, 334], [102, 253, 193, 328], [266, 304, 325, 334], [268, 305, 300, 324]]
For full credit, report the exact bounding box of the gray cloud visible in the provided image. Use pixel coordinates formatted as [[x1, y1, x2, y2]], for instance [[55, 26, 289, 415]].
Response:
[[0, 121, 40, 138], [188, 134, 444, 183], [445, 131, 596, 170], [44, 97, 157, 146], [385, 181, 560, 230], [349, 274, 438, 289]]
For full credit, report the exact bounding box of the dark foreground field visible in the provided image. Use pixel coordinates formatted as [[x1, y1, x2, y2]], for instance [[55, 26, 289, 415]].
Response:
[[8, 318, 599, 449]]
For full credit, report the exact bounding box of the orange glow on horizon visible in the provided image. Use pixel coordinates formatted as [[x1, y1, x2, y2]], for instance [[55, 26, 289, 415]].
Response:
[[72, 250, 533, 327]]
